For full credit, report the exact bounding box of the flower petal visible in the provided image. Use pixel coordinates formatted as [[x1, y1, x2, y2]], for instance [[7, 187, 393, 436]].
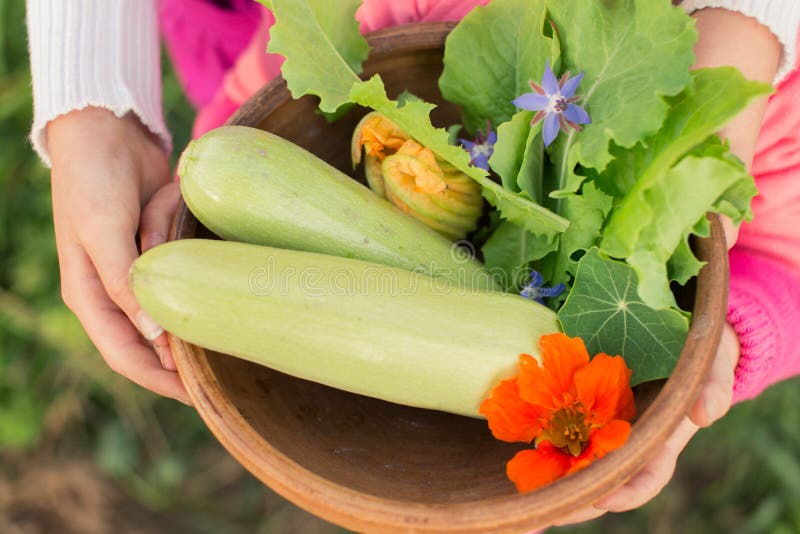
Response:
[[542, 112, 560, 147], [516, 353, 558, 411], [480, 377, 545, 443], [359, 113, 410, 159], [487, 130, 498, 145], [459, 139, 476, 151], [538, 283, 565, 298], [563, 103, 591, 125], [574, 354, 635, 425], [590, 419, 632, 457], [471, 152, 490, 171], [541, 60, 559, 96], [560, 72, 585, 99], [518, 334, 589, 410], [507, 443, 571, 493], [565, 420, 632, 476], [512, 93, 550, 111]]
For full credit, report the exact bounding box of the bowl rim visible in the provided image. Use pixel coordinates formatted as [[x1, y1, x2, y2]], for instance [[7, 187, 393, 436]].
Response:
[[168, 21, 727, 533]]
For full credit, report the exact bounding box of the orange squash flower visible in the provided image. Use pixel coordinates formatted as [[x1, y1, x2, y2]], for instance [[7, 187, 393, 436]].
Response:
[[479, 333, 635, 493]]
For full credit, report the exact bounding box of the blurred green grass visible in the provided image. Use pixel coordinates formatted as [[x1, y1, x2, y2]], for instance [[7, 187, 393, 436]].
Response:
[[0, 0, 798, 532]]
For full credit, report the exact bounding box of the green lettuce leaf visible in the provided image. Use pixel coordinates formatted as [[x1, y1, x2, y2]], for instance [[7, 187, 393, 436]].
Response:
[[515, 124, 546, 202], [626, 155, 755, 309], [558, 248, 689, 385], [350, 76, 569, 238], [439, 0, 559, 132], [546, 0, 697, 194], [264, 0, 368, 112], [489, 111, 546, 202], [667, 238, 705, 286], [490, 111, 533, 192], [600, 67, 772, 258], [665, 137, 755, 285]]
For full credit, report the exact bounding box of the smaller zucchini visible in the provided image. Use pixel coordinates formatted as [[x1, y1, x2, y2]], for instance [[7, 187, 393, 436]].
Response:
[[179, 126, 492, 288]]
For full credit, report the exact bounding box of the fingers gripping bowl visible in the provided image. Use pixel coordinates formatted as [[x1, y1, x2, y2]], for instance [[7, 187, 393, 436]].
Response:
[[166, 23, 727, 533]]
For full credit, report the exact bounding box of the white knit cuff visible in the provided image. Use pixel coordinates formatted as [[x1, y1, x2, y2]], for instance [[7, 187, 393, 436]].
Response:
[[681, 0, 800, 85], [27, 0, 171, 167]]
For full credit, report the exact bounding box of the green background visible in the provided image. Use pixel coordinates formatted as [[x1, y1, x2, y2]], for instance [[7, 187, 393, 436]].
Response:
[[1, 0, 798, 531]]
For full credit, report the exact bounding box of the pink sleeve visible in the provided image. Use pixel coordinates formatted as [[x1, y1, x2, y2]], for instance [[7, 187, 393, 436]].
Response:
[[356, 0, 489, 33], [728, 248, 800, 402]]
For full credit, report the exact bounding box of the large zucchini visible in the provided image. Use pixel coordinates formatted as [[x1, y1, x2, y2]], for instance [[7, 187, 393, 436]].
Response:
[[179, 126, 492, 288], [131, 239, 559, 418]]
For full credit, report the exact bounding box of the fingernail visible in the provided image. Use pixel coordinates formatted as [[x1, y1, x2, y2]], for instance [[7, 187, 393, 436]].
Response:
[[704, 394, 720, 422], [135, 310, 164, 341]]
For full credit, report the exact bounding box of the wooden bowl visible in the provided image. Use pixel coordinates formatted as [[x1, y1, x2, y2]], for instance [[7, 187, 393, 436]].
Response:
[[168, 22, 727, 533]]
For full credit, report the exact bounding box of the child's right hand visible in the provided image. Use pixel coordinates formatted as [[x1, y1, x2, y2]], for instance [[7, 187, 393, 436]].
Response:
[[48, 107, 190, 404]]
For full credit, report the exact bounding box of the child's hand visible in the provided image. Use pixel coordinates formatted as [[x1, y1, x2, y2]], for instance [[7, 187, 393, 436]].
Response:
[[48, 107, 190, 404], [552, 323, 741, 526]]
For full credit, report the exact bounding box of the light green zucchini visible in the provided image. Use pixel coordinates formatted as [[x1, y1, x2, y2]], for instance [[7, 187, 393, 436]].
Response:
[[131, 239, 560, 418], [179, 126, 492, 289]]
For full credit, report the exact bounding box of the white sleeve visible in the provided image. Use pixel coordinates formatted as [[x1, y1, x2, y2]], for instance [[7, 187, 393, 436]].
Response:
[[681, 0, 800, 85], [27, 0, 171, 167]]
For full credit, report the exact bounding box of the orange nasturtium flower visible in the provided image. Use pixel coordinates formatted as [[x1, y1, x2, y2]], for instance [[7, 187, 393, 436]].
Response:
[[479, 333, 635, 493]]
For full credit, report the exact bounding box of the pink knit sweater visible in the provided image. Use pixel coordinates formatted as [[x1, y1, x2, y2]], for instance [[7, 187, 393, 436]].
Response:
[[160, 0, 800, 402]]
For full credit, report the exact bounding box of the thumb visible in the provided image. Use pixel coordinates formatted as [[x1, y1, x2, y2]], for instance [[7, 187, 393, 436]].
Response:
[[721, 215, 739, 250], [689, 323, 739, 427]]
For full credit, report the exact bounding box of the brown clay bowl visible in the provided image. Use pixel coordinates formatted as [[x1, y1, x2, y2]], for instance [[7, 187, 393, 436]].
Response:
[[168, 22, 727, 533]]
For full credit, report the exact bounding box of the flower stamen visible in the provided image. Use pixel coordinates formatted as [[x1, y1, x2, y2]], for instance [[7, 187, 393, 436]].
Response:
[[512, 60, 591, 147], [540, 404, 591, 457]]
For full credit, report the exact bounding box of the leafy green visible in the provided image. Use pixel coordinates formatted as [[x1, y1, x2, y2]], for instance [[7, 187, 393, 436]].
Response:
[[539, 182, 612, 287], [350, 76, 569, 238], [489, 111, 546, 202], [263, 0, 367, 112], [439, 0, 559, 132], [482, 221, 557, 291], [584, 68, 768, 309], [490, 111, 533, 192], [546, 0, 697, 193], [626, 155, 754, 308], [600, 67, 772, 258], [667, 238, 706, 286], [558, 248, 689, 385], [515, 128, 546, 203]]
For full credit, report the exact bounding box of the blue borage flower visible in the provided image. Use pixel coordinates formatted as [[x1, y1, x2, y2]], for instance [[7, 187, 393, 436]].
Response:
[[520, 270, 565, 304], [459, 123, 497, 171], [512, 61, 591, 147]]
